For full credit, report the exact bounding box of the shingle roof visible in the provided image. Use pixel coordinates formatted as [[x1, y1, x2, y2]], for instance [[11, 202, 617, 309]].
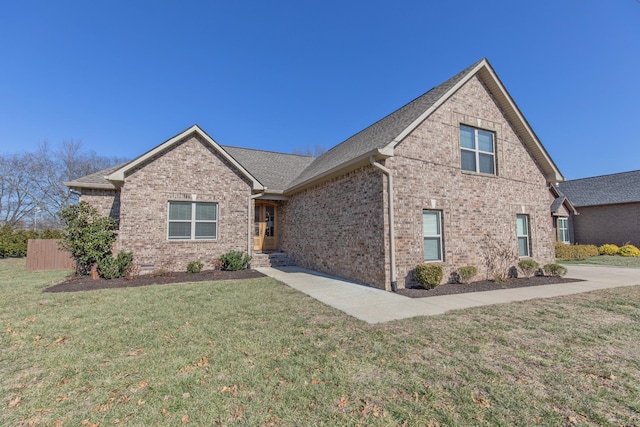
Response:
[[221, 146, 315, 191], [558, 170, 640, 207], [64, 162, 128, 189], [286, 59, 485, 190]]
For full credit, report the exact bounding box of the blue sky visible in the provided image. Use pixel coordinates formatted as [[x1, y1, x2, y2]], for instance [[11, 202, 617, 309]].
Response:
[[0, 0, 638, 180]]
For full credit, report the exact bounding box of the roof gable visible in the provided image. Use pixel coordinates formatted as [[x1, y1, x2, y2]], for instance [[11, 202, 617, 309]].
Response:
[[106, 125, 264, 191], [286, 58, 563, 192], [559, 170, 640, 207]]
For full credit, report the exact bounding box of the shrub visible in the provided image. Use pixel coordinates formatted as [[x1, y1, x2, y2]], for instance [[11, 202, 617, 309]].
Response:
[[543, 263, 568, 277], [187, 260, 204, 273], [482, 235, 517, 281], [414, 263, 443, 289], [96, 251, 133, 279], [58, 202, 117, 275], [219, 251, 252, 271], [457, 266, 478, 284], [598, 244, 620, 256], [618, 244, 640, 258], [518, 259, 539, 278], [554, 242, 599, 261], [0, 225, 63, 258]]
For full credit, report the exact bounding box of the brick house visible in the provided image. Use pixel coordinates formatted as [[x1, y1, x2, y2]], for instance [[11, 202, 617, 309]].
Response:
[[558, 170, 640, 247], [65, 58, 565, 290]]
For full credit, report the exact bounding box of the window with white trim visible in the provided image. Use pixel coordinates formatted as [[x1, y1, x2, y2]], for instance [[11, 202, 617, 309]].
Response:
[[516, 214, 530, 257], [460, 125, 496, 174], [558, 217, 569, 244], [168, 201, 218, 240], [423, 210, 443, 262]]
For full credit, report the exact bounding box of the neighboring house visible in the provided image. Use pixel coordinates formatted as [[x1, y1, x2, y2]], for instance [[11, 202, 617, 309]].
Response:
[[558, 170, 640, 247], [65, 58, 565, 290]]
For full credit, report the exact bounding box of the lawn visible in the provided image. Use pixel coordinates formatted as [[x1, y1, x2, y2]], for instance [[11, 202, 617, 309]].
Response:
[[560, 255, 640, 268], [2, 258, 639, 426]]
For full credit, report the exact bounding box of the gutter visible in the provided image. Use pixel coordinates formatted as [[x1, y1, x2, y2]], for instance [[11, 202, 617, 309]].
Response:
[[369, 156, 397, 292]]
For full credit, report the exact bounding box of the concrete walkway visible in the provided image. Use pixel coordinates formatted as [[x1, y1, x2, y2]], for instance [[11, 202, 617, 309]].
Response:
[[256, 265, 640, 324]]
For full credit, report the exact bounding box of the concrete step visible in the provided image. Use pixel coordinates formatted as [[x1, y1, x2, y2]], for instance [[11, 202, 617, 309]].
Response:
[[251, 252, 295, 268]]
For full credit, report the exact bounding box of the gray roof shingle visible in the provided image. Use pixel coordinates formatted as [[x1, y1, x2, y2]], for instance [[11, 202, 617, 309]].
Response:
[[286, 59, 485, 189], [221, 146, 315, 191], [558, 170, 640, 207]]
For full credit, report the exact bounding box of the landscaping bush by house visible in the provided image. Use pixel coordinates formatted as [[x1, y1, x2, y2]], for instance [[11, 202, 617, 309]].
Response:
[[543, 263, 568, 277], [518, 259, 539, 278], [618, 244, 640, 258], [219, 250, 252, 271], [97, 251, 133, 279], [598, 244, 620, 256], [457, 266, 477, 284], [555, 242, 599, 261], [414, 263, 443, 289], [186, 260, 204, 273]]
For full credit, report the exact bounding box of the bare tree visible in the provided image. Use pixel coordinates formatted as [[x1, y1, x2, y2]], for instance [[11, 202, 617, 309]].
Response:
[[0, 140, 128, 228]]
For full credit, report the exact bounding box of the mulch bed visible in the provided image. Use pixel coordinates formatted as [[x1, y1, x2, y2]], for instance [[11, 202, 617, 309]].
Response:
[[44, 269, 266, 293], [397, 276, 583, 298]]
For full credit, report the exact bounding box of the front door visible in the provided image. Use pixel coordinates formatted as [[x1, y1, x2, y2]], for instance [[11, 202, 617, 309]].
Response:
[[254, 202, 278, 251]]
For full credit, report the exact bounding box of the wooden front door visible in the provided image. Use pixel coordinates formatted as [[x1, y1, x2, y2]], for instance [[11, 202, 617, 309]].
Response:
[[253, 202, 278, 251]]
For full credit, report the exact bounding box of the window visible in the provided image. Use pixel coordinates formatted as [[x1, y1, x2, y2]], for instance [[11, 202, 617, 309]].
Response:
[[558, 217, 569, 244], [423, 210, 443, 261], [460, 125, 496, 174], [168, 201, 218, 240], [516, 214, 530, 257]]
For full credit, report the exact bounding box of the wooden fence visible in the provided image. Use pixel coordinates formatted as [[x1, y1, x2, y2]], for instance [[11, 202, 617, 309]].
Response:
[[26, 239, 75, 271]]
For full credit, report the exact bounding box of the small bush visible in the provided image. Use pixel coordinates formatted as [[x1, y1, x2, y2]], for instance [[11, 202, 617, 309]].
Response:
[[598, 244, 620, 256], [543, 263, 568, 277], [618, 244, 640, 258], [518, 259, 539, 278], [97, 251, 133, 279], [457, 266, 478, 284], [414, 263, 443, 289], [219, 251, 252, 271], [186, 260, 204, 273], [555, 242, 599, 261]]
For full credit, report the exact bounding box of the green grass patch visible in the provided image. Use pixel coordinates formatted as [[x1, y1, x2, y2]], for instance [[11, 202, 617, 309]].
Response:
[[2, 258, 640, 426], [560, 255, 640, 268]]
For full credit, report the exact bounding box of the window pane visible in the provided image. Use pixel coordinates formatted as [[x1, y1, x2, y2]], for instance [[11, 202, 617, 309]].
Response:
[[422, 211, 440, 235], [169, 202, 191, 221], [168, 222, 191, 239], [516, 215, 527, 236], [460, 126, 475, 149], [518, 237, 529, 257], [424, 238, 441, 261], [479, 153, 495, 174], [461, 150, 476, 172], [478, 131, 493, 152], [195, 222, 216, 239], [196, 203, 217, 220]]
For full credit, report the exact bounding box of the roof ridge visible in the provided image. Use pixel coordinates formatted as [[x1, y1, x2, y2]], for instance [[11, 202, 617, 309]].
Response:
[[222, 145, 315, 158], [564, 169, 640, 182]]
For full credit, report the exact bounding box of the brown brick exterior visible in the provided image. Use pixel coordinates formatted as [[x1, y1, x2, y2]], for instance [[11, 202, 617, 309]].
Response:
[[83, 135, 253, 272], [80, 189, 120, 220], [387, 75, 555, 287], [279, 166, 387, 287], [572, 203, 640, 247]]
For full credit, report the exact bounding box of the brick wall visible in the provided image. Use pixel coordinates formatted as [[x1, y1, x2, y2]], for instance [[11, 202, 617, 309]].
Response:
[[80, 189, 120, 220], [279, 166, 388, 288], [115, 134, 252, 272], [388, 75, 555, 288], [573, 203, 640, 247]]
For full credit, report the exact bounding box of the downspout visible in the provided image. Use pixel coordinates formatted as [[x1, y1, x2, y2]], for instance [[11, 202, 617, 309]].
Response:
[[369, 156, 397, 292], [248, 191, 265, 261]]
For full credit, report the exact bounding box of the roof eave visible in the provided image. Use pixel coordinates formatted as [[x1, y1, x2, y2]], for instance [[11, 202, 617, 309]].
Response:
[[63, 181, 118, 190], [285, 149, 391, 195]]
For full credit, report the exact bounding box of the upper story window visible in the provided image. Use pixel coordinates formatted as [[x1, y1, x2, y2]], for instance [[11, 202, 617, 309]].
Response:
[[168, 201, 218, 240], [460, 125, 496, 175]]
